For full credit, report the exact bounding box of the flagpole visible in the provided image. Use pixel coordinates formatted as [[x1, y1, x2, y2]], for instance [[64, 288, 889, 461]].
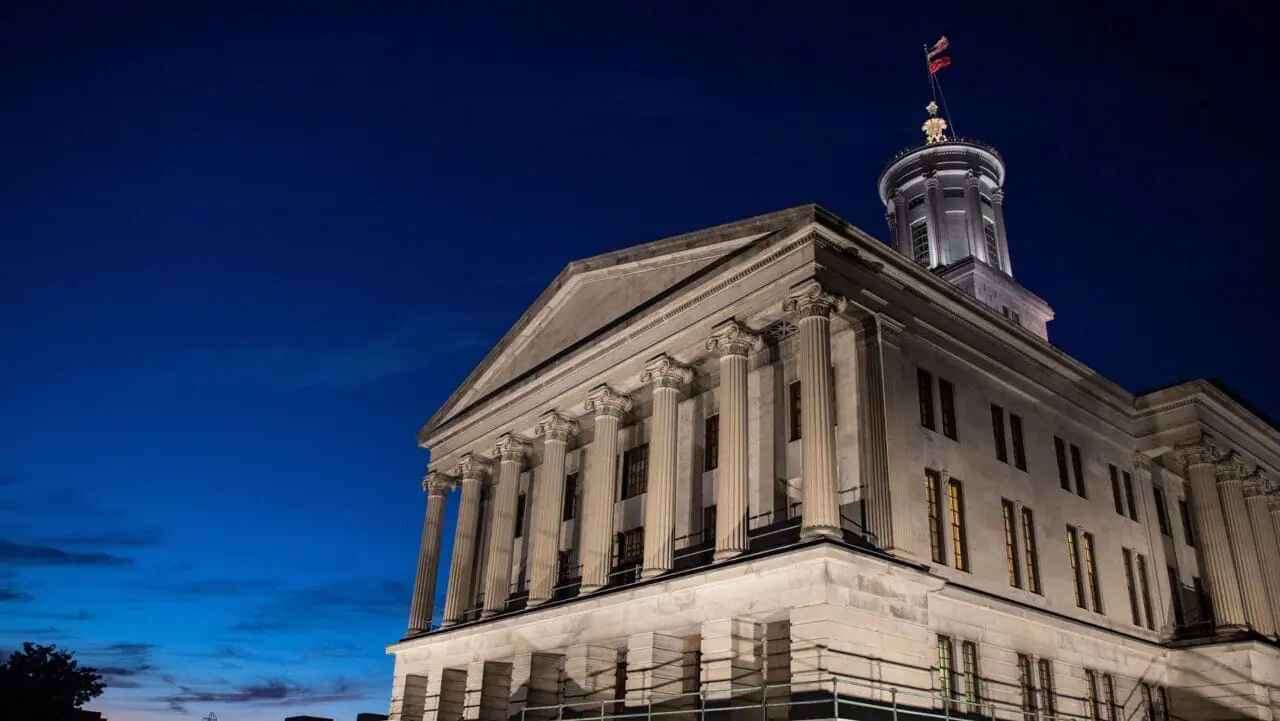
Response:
[[925, 38, 957, 140]]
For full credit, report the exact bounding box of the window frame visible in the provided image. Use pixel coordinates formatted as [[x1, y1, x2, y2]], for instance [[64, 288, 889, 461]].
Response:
[[939, 378, 958, 441], [514, 492, 527, 538], [1137, 552, 1155, 630], [1124, 548, 1141, 625], [910, 220, 931, 265], [1036, 658, 1056, 719], [918, 368, 936, 431], [1110, 464, 1125, 516], [1055, 436, 1070, 491], [1153, 485, 1171, 535], [1010, 413, 1027, 470], [937, 634, 955, 702], [947, 477, 970, 572], [1067, 525, 1086, 608], [562, 472, 579, 521], [991, 404, 1008, 464], [1083, 531, 1102, 612], [1002, 499, 1022, 589], [1070, 443, 1087, 498], [788, 381, 802, 442], [926, 469, 946, 565], [620, 444, 650, 500], [1123, 470, 1138, 521], [1017, 654, 1037, 721], [1022, 508, 1042, 594]]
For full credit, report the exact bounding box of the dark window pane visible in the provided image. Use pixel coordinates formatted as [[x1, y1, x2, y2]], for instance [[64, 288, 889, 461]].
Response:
[[1123, 471, 1138, 521], [514, 492, 527, 538], [1071, 444, 1087, 498], [1010, 414, 1027, 470], [1055, 437, 1070, 491], [704, 415, 719, 471], [563, 473, 579, 521], [918, 368, 935, 430], [1154, 486, 1171, 535], [789, 381, 802, 441], [940, 379, 958, 440], [991, 405, 1008, 463]]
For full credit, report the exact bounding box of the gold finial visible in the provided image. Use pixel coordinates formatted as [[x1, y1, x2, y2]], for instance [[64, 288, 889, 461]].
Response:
[[923, 101, 948, 144]]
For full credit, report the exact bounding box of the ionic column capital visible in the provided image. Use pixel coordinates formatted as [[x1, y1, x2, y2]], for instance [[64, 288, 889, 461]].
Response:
[[494, 433, 533, 464], [1242, 480, 1265, 498], [705, 320, 763, 359], [1175, 435, 1221, 467], [1245, 466, 1270, 489], [640, 354, 693, 391], [585, 385, 632, 419], [892, 189, 905, 206], [1215, 452, 1247, 484], [923, 172, 940, 190], [535, 410, 579, 443], [1131, 452, 1152, 478], [454, 452, 493, 483], [783, 281, 847, 320], [423, 470, 458, 496]]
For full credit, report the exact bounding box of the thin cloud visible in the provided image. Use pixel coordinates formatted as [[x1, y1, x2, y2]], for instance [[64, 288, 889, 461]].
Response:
[[0, 539, 132, 567], [228, 579, 409, 635], [161, 676, 366, 713], [0, 585, 33, 603], [42, 530, 162, 548]]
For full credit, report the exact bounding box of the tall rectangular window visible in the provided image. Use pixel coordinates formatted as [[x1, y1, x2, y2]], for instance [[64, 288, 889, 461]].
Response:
[[563, 472, 579, 521], [1067, 526, 1086, 608], [1193, 576, 1211, 625], [937, 635, 955, 702], [991, 405, 1008, 463], [1103, 674, 1118, 721], [514, 492, 527, 538], [1037, 659, 1056, 718], [1140, 683, 1154, 721], [1123, 470, 1138, 521], [1110, 464, 1125, 515], [1168, 566, 1185, 627], [1002, 499, 1022, 588], [1010, 413, 1027, 470], [1137, 552, 1155, 629], [939, 379, 958, 440], [1084, 531, 1102, 612], [1154, 685, 1169, 721], [911, 221, 930, 265], [1153, 485, 1171, 535], [984, 220, 1002, 271], [1022, 508, 1042, 594], [704, 415, 719, 471], [788, 381, 802, 441], [621, 444, 650, 499], [1124, 548, 1141, 625], [948, 477, 970, 571], [618, 527, 644, 564], [926, 470, 946, 564], [1179, 498, 1196, 547], [1071, 443, 1087, 498], [702, 505, 717, 544], [1055, 436, 1070, 491], [918, 369, 936, 431], [1017, 654, 1037, 721], [1085, 670, 1101, 721], [961, 641, 980, 709]]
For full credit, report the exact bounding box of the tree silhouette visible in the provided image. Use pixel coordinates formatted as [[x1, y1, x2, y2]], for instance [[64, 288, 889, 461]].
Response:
[[0, 642, 106, 721]]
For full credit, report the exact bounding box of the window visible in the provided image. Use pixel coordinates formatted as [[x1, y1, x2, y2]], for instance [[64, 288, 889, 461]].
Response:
[[1010, 414, 1027, 470], [1110, 464, 1125, 515], [1085, 670, 1101, 721], [948, 477, 969, 571], [704, 415, 719, 471], [1123, 549, 1141, 625], [1067, 526, 1086, 608], [1071, 443, 1087, 498], [1001, 305, 1022, 325], [1003, 499, 1021, 588], [1037, 659, 1056, 718], [1140, 683, 1154, 721], [1154, 685, 1169, 721], [1102, 674, 1118, 721], [703, 505, 717, 545], [926, 470, 945, 564], [937, 635, 955, 702], [1169, 566, 1185, 627], [1179, 498, 1196, 547], [618, 527, 644, 564], [984, 219, 1002, 271], [563, 473, 579, 521], [960, 641, 980, 710], [1017, 654, 1037, 721], [911, 221, 931, 265], [908, 195, 925, 211], [1193, 576, 1212, 625], [939, 379, 958, 440], [1084, 531, 1103, 612], [943, 188, 964, 198], [991, 405, 1008, 463], [557, 549, 575, 582], [788, 381, 802, 441], [918, 369, 936, 430], [1022, 508, 1042, 594], [1055, 436, 1070, 491], [1137, 552, 1154, 630], [514, 492, 527, 538], [1123, 471, 1138, 521], [621, 444, 650, 499], [1153, 485, 1171, 535]]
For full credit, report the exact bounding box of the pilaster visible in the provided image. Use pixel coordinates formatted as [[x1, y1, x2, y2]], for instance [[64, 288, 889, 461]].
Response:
[[991, 187, 1013, 276], [963, 170, 987, 265]]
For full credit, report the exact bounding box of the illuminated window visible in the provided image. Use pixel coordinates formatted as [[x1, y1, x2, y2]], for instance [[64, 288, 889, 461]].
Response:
[[1022, 508, 1041, 594], [911, 222, 931, 265], [704, 415, 719, 471], [1002, 499, 1021, 588], [937, 635, 955, 702], [1067, 526, 1086, 608], [948, 477, 969, 571], [1085, 670, 1101, 721], [1017, 654, 1037, 721], [1037, 659, 1056, 718], [926, 469, 945, 564], [984, 219, 1002, 271], [960, 640, 980, 710], [1102, 674, 1118, 721], [1084, 531, 1102, 612]]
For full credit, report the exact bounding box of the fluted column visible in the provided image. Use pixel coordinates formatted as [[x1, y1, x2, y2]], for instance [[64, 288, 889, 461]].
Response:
[[580, 385, 632, 593], [891, 190, 908, 255], [639, 355, 693, 578], [527, 411, 578, 607], [922, 172, 942, 266], [706, 321, 763, 561], [963, 171, 988, 267], [991, 188, 1012, 276], [784, 280, 847, 541], [1176, 439, 1245, 630], [442, 453, 492, 627], [1243, 470, 1280, 636], [1217, 453, 1275, 635], [407, 471, 456, 634], [480, 434, 531, 618], [1270, 492, 1280, 583]]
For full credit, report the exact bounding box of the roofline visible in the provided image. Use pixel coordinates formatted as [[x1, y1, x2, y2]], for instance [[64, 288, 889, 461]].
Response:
[[1136, 378, 1280, 439]]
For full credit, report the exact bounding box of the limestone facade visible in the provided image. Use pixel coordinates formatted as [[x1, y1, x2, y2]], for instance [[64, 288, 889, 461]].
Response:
[[386, 174, 1280, 718]]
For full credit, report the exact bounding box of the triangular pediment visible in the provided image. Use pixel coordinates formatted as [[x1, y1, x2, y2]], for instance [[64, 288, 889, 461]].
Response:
[[423, 205, 826, 439]]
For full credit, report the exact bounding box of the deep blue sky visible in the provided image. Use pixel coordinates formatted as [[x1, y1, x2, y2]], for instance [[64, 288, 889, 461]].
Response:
[[2, 2, 1275, 720]]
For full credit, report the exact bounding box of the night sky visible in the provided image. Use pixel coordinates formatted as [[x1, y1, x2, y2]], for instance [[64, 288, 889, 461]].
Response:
[[2, 2, 1276, 720]]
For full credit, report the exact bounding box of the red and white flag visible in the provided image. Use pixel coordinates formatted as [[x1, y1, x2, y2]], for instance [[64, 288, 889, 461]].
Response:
[[929, 56, 951, 74], [927, 36, 949, 59]]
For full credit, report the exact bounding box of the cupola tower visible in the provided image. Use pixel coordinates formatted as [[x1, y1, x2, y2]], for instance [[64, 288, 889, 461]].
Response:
[[878, 102, 1054, 339]]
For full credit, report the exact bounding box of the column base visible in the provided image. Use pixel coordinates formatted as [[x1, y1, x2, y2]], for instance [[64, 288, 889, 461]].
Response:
[[526, 596, 549, 608], [580, 583, 603, 595], [640, 567, 669, 579], [712, 548, 743, 562], [801, 525, 841, 541], [406, 625, 429, 635], [441, 619, 459, 628], [480, 609, 500, 620]]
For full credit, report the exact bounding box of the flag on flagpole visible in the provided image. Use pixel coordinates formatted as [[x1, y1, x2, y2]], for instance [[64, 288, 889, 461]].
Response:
[[927, 36, 949, 59], [929, 56, 951, 74]]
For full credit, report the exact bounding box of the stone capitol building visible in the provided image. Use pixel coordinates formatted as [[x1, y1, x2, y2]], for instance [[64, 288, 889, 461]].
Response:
[[385, 104, 1280, 720]]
